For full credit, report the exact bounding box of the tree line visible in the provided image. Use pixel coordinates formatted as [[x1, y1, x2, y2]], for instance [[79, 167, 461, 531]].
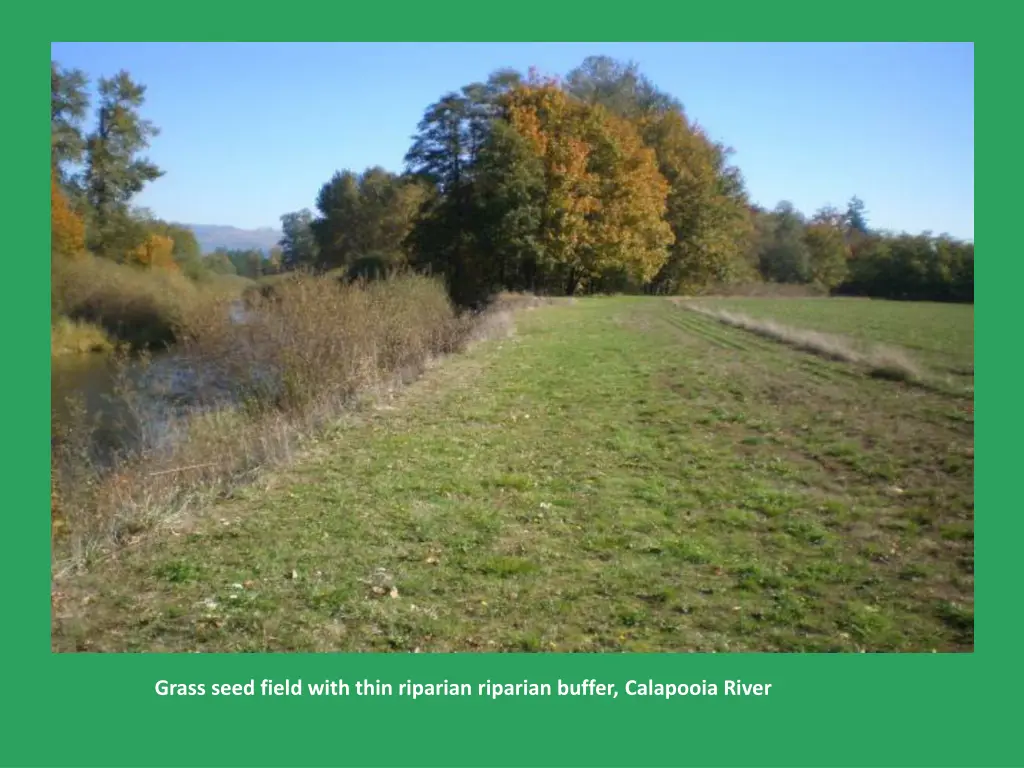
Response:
[[279, 56, 972, 305], [53, 56, 972, 304], [51, 61, 281, 282]]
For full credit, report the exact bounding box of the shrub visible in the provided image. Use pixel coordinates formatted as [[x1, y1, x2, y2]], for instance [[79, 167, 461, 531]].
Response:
[[51, 271, 482, 569], [51, 252, 222, 349]]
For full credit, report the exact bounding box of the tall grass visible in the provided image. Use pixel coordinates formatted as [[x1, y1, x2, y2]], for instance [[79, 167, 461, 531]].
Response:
[[51, 271, 507, 573], [683, 302, 924, 383], [52, 252, 247, 350], [51, 316, 114, 356]]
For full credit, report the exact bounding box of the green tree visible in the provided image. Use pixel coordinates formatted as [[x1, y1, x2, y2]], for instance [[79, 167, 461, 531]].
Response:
[[223, 248, 265, 279], [642, 111, 754, 292], [566, 55, 679, 120], [803, 222, 849, 289], [846, 196, 869, 235], [84, 71, 163, 259], [404, 74, 522, 304], [758, 202, 811, 283], [279, 209, 319, 270], [466, 119, 547, 294], [203, 250, 238, 275], [312, 168, 426, 271], [51, 61, 89, 193]]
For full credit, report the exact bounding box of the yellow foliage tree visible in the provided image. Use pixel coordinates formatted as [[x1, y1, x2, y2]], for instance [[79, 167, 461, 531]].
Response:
[[51, 175, 85, 258], [503, 79, 671, 293], [129, 234, 179, 271], [587, 111, 674, 286], [639, 110, 754, 292]]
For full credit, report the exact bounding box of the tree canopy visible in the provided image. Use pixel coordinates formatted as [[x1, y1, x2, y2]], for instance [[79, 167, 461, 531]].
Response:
[[51, 55, 972, 304]]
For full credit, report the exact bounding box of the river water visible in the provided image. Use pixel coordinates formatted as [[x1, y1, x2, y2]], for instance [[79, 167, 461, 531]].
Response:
[[51, 301, 252, 464]]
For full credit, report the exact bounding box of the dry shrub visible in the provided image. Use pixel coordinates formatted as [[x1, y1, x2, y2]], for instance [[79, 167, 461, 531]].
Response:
[[51, 272, 477, 572], [51, 316, 114, 355], [687, 304, 924, 383], [52, 252, 215, 349], [178, 271, 464, 411]]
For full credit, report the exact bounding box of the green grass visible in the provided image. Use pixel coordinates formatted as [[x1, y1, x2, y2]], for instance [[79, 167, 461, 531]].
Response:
[[52, 297, 973, 652], [691, 297, 974, 377]]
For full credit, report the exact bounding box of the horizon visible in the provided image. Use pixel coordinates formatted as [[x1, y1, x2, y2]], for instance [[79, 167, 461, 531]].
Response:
[[50, 42, 974, 241]]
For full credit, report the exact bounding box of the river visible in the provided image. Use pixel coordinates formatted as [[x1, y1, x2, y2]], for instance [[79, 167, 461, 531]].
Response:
[[51, 301, 253, 464]]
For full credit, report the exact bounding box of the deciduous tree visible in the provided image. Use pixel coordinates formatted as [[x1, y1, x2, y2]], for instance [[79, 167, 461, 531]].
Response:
[[279, 209, 318, 270], [803, 222, 849, 289], [51, 173, 86, 257]]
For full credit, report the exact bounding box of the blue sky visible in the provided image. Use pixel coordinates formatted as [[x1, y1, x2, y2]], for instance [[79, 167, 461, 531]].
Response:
[[50, 42, 974, 239]]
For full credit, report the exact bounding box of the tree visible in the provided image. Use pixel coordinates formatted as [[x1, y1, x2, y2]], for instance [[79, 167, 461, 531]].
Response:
[[51, 61, 89, 192], [811, 205, 847, 229], [279, 209, 318, 270], [311, 169, 426, 271], [203, 250, 238, 275], [758, 202, 811, 283], [222, 248, 265, 279], [502, 78, 672, 294], [267, 246, 284, 275], [803, 222, 849, 289], [84, 71, 164, 259], [404, 72, 527, 304], [846, 196, 869, 235], [405, 94, 473, 194], [565, 55, 679, 119], [129, 234, 178, 271], [565, 56, 753, 293], [641, 110, 754, 292], [146, 220, 202, 269], [51, 172, 86, 257], [465, 118, 547, 294]]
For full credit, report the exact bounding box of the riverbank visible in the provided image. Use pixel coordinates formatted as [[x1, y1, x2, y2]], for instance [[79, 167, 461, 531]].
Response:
[[51, 272, 518, 573], [52, 252, 253, 353], [52, 296, 972, 652]]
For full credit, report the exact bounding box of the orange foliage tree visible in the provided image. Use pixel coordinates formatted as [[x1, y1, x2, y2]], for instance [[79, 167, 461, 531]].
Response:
[[51, 174, 85, 257], [503, 78, 672, 293], [129, 234, 179, 271]]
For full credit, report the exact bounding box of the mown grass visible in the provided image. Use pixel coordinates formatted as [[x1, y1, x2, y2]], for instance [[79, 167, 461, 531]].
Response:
[[53, 297, 973, 652]]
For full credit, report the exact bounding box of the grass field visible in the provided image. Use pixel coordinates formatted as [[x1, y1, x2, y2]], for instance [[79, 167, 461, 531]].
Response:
[[691, 297, 974, 377], [52, 297, 974, 652]]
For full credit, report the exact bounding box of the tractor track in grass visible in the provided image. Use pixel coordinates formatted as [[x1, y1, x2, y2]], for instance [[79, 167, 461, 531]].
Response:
[[660, 303, 856, 387]]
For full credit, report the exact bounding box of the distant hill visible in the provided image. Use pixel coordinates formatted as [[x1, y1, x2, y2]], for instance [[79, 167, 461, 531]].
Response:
[[184, 224, 282, 254]]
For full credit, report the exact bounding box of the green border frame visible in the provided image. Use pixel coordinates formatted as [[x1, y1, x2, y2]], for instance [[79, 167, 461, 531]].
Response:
[[7, 14, 1011, 767]]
